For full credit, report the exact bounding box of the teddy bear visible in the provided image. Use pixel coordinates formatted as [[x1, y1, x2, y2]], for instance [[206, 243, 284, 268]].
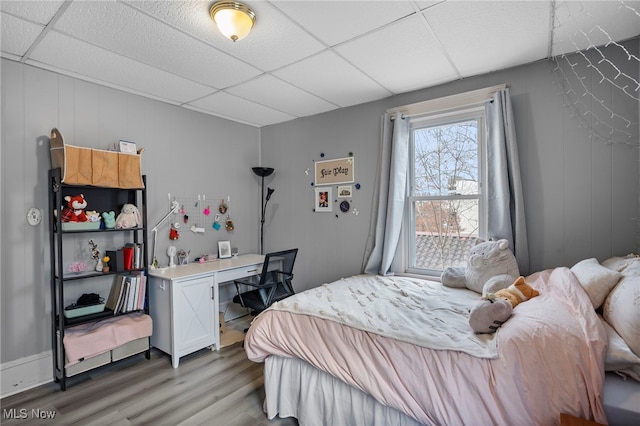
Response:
[[441, 239, 519, 295], [469, 276, 540, 334], [61, 194, 88, 222], [115, 203, 141, 229], [102, 211, 116, 229]]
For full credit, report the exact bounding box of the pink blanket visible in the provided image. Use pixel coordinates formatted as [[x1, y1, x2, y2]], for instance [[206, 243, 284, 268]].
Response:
[[63, 313, 152, 366], [245, 268, 607, 425]]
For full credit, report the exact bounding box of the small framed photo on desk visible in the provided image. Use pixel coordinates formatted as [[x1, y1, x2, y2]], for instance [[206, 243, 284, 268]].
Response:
[[218, 240, 231, 259]]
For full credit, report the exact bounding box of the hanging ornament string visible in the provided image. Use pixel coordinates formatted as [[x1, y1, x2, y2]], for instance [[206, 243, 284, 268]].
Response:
[[551, 0, 639, 147]]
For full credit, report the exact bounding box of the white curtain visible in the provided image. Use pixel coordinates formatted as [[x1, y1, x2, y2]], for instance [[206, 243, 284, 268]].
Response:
[[363, 112, 410, 275], [486, 88, 529, 274]]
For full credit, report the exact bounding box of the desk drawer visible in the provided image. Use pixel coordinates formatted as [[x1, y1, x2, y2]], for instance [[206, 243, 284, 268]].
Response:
[[216, 264, 261, 283]]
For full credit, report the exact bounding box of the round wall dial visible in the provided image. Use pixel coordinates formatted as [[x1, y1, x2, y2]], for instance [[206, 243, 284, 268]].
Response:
[[27, 208, 42, 226]]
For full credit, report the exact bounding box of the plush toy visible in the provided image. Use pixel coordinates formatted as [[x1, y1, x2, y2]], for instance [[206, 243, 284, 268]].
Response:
[[469, 298, 513, 334], [115, 203, 141, 229], [491, 276, 540, 308], [61, 194, 88, 222], [85, 210, 100, 223], [102, 211, 116, 229], [469, 276, 540, 334], [441, 239, 519, 295]]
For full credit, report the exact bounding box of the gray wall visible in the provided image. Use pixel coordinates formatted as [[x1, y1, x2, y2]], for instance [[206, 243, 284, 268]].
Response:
[[261, 38, 640, 291], [1, 38, 638, 367], [1, 59, 261, 364]]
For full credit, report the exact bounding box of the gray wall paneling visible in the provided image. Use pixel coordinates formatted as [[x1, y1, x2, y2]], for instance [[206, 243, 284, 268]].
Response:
[[1, 38, 638, 368], [1, 59, 260, 364], [260, 39, 639, 291]]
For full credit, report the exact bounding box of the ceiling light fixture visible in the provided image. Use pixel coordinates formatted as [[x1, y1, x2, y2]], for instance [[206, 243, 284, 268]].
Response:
[[210, 1, 256, 42]]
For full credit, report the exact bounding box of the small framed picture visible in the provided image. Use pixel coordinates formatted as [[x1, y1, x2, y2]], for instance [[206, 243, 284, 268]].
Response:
[[337, 185, 352, 198], [218, 240, 232, 259], [314, 187, 332, 212]]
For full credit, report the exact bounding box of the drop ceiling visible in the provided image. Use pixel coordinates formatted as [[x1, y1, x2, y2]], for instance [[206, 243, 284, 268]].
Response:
[[2, 1, 639, 127]]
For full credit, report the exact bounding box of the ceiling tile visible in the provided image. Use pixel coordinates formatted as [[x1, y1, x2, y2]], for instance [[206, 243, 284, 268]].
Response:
[[28, 31, 214, 104], [126, 0, 326, 72], [424, 1, 551, 77], [552, 0, 640, 56], [53, 1, 261, 89], [3, 0, 637, 128], [0, 14, 44, 57], [187, 91, 296, 127], [0, 0, 65, 25], [272, 0, 417, 46], [336, 14, 457, 94], [273, 50, 392, 107], [415, 1, 443, 11], [226, 74, 338, 117]]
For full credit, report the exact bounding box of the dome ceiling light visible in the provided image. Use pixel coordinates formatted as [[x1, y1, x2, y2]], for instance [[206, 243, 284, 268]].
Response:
[[210, 1, 256, 42]]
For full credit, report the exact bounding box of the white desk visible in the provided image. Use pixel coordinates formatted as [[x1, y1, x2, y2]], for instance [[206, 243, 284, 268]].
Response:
[[148, 254, 265, 368]]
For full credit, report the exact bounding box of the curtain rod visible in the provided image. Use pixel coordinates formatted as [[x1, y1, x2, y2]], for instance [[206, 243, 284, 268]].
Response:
[[387, 84, 506, 120]]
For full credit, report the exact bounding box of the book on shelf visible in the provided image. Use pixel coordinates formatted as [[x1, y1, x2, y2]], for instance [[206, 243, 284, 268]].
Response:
[[122, 246, 134, 270], [123, 242, 145, 269], [134, 243, 142, 269], [105, 271, 147, 314], [105, 275, 125, 311]]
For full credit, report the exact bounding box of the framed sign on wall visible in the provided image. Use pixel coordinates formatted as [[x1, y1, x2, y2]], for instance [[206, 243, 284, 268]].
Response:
[[315, 157, 354, 186]]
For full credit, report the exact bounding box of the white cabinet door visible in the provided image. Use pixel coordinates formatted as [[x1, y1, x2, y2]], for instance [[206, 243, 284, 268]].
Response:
[[173, 275, 215, 364]]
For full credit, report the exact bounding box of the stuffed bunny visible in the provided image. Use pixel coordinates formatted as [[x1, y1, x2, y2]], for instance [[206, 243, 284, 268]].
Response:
[[102, 211, 116, 229], [115, 203, 141, 229]]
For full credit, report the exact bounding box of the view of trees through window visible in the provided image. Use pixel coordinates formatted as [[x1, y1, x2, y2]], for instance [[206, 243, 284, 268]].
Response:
[[410, 118, 482, 272]]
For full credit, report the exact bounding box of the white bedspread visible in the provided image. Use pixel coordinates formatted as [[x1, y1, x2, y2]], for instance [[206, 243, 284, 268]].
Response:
[[269, 274, 497, 358]]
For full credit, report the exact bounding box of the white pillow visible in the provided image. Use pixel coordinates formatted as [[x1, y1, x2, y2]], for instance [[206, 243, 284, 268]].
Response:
[[571, 258, 622, 309], [600, 316, 640, 382], [603, 274, 640, 358], [602, 255, 640, 274]]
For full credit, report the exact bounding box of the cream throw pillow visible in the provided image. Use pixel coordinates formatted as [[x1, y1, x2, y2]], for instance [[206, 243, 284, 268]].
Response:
[[571, 258, 622, 309]]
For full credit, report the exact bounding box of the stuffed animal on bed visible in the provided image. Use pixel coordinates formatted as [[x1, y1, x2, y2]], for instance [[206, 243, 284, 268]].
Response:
[[115, 203, 141, 229], [441, 239, 520, 295], [469, 276, 540, 334], [491, 276, 540, 308], [61, 194, 88, 222], [469, 298, 513, 334]]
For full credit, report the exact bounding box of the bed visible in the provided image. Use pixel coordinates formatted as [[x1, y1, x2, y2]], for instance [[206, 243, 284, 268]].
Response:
[[245, 256, 640, 425]]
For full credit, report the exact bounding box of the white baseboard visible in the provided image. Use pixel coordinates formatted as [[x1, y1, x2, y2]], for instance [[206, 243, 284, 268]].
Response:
[[1, 352, 52, 398]]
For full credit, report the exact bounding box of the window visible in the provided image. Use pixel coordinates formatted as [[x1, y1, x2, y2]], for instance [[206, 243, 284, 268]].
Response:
[[407, 108, 486, 275]]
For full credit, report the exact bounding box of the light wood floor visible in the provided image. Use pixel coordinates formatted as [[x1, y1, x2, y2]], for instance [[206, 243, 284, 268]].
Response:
[[1, 319, 298, 425]]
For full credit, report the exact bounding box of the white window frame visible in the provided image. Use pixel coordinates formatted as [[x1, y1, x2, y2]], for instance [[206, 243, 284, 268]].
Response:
[[405, 107, 488, 276]]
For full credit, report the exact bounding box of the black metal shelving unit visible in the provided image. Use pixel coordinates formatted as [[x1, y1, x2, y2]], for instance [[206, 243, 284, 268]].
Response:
[[48, 168, 150, 390]]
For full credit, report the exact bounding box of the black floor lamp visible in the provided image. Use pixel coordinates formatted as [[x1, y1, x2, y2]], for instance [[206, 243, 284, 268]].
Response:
[[252, 167, 274, 255]]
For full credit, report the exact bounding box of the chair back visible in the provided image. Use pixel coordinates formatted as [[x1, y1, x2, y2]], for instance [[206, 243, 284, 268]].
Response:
[[259, 248, 298, 285], [233, 248, 299, 316]]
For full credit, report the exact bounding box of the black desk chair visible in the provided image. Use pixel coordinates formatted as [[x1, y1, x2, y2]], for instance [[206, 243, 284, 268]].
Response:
[[233, 248, 298, 316]]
